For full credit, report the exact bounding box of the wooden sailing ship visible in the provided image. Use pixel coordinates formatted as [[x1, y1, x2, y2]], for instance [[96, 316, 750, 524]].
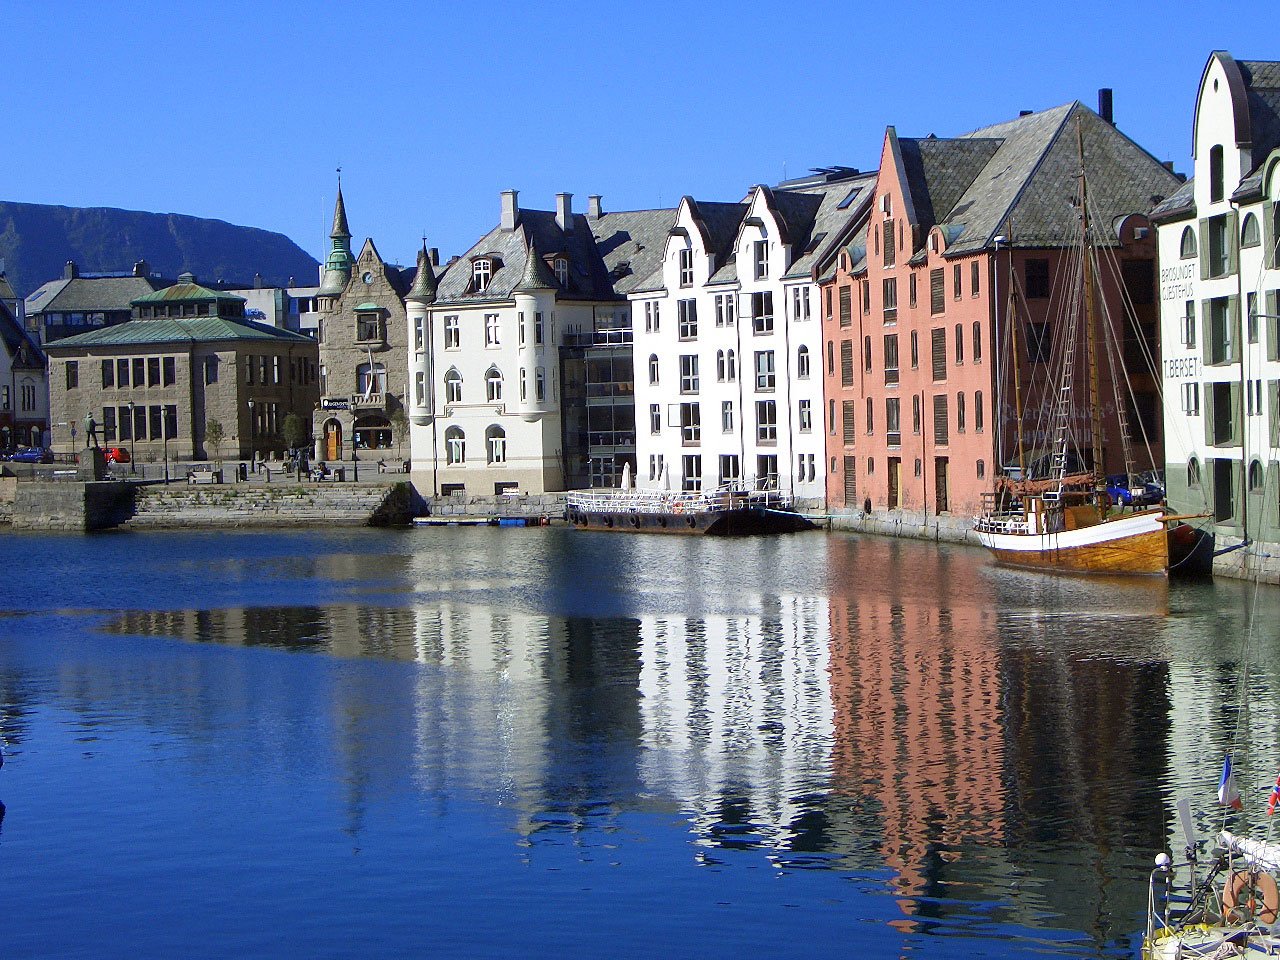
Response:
[[973, 121, 1169, 576]]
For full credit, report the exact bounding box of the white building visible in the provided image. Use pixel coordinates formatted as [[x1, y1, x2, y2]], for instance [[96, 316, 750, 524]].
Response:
[[630, 170, 874, 505], [1153, 51, 1280, 558], [406, 191, 674, 495], [0, 297, 46, 450]]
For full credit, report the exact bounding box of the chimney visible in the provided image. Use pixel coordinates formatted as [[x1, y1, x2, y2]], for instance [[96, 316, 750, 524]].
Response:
[[178, 271, 196, 284], [588, 195, 603, 220], [63, 260, 79, 279], [556, 192, 573, 232], [429, 247, 439, 267], [501, 189, 519, 231], [254, 272, 264, 289], [133, 259, 150, 278], [1098, 88, 1114, 125], [1019, 110, 1032, 117]]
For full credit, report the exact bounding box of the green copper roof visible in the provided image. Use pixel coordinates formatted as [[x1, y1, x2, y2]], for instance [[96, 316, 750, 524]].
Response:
[[132, 282, 247, 305], [46, 315, 314, 348], [353, 302, 383, 311], [331, 186, 351, 239]]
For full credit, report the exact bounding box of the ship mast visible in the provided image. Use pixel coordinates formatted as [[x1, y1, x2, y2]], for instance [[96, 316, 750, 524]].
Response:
[[1077, 120, 1106, 489]]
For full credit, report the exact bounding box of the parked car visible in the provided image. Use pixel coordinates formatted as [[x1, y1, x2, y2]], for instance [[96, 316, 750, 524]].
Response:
[[8, 446, 52, 464], [1106, 473, 1165, 507], [104, 446, 131, 463]]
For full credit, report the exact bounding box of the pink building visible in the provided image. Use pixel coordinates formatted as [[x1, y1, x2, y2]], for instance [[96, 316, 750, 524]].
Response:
[[820, 98, 1178, 523]]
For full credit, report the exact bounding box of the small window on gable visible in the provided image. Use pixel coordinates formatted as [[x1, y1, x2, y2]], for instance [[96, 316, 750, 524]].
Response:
[[1242, 213, 1261, 248], [473, 258, 492, 292], [554, 258, 569, 286], [1180, 226, 1198, 259], [1210, 145, 1224, 204]]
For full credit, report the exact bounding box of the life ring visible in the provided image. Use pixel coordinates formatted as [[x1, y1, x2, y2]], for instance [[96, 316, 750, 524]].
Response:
[[1223, 870, 1280, 924], [673, 503, 684, 515]]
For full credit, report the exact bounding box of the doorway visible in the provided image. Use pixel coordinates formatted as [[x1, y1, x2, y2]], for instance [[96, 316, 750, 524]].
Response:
[[887, 457, 902, 509], [324, 419, 342, 461], [934, 456, 949, 514]]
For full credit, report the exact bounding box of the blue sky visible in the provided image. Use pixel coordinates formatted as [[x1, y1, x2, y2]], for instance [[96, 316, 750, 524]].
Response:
[[4, 1, 1273, 271]]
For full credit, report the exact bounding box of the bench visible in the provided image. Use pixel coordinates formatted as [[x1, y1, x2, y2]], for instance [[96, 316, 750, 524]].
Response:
[[311, 466, 345, 483], [188, 469, 223, 485]]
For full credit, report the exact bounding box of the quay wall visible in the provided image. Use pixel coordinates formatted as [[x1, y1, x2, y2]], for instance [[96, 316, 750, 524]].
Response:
[[828, 507, 979, 545], [422, 491, 567, 519], [12, 480, 135, 531], [127, 482, 412, 529]]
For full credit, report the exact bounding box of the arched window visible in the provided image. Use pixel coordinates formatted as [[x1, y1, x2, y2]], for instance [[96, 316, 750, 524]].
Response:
[[486, 425, 506, 464], [1180, 226, 1198, 259], [726, 349, 736, 381], [797, 344, 810, 379], [648, 354, 659, 385], [972, 322, 982, 362], [444, 368, 462, 404], [1242, 213, 1261, 248], [472, 258, 492, 292], [716, 350, 726, 382], [1249, 459, 1264, 492], [1188, 456, 1201, 487], [445, 426, 465, 465], [975, 390, 984, 432], [977, 459, 986, 479], [485, 367, 503, 402], [357, 362, 386, 395]]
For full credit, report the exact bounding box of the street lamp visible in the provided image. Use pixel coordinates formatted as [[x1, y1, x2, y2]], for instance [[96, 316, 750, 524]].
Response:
[[126, 400, 136, 474], [247, 398, 255, 473], [162, 408, 170, 483]]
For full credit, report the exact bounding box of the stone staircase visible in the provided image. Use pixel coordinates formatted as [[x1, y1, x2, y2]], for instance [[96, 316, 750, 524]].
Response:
[[127, 481, 412, 529]]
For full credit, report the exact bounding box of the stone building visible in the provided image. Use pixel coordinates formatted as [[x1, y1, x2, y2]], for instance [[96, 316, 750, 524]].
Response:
[[45, 274, 319, 461], [311, 186, 415, 464], [24, 259, 166, 344]]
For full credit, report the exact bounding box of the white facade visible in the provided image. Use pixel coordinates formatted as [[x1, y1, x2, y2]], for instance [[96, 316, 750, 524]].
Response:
[[1156, 52, 1280, 542], [632, 187, 827, 502]]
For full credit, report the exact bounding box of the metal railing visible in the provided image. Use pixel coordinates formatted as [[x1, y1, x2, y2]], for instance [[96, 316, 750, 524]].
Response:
[[566, 486, 794, 515]]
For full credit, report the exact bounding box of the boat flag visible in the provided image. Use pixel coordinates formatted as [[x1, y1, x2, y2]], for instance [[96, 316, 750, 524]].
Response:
[[1219, 753, 1244, 811], [1269, 773, 1280, 817]]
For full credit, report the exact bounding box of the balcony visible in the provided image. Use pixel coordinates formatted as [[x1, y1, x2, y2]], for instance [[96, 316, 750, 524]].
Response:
[[350, 392, 387, 411]]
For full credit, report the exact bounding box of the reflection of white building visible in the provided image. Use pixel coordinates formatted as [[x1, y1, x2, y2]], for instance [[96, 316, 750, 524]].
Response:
[[636, 597, 833, 846]]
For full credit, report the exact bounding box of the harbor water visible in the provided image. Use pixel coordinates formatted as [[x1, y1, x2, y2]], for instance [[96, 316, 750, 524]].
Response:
[[0, 526, 1273, 958]]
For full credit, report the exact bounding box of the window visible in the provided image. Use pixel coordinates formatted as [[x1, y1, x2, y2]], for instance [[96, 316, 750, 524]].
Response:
[[799, 399, 812, 432], [1182, 381, 1201, 416], [843, 455, 856, 503], [884, 334, 899, 385], [975, 391, 984, 432], [865, 397, 874, 434], [678, 299, 698, 339], [486, 426, 506, 464], [20, 384, 35, 413], [644, 301, 661, 333], [886, 397, 900, 446], [534, 312, 544, 345], [909, 273, 918, 309], [933, 395, 949, 445], [840, 340, 854, 387], [682, 454, 702, 492], [535, 367, 545, 402], [1183, 301, 1197, 348], [473, 259, 491, 292], [258, 356, 269, 385], [930, 269, 944, 314], [415, 372, 426, 405], [796, 345, 810, 379], [842, 400, 855, 445], [444, 315, 460, 348], [101, 359, 114, 388], [757, 454, 778, 489], [1250, 460, 1264, 493], [863, 335, 872, 373], [356, 312, 381, 342], [751, 292, 774, 334], [554, 258, 569, 286], [678, 248, 694, 286], [357, 362, 386, 395], [862, 279, 871, 314], [952, 264, 961, 300], [1242, 213, 1261, 248], [726, 349, 737, 382], [957, 392, 966, 433], [882, 220, 895, 268], [970, 261, 980, 297], [931, 328, 947, 380], [680, 402, 700, 444], [954, 323, 964, 364], [912, 394, 921, 434], [486, 367, 503, 402], [149, 404, 162, 440], [1188, 457, 1201, 487], [164, 356, 176, 387], [136, 357, 147, 387], [715, 294, 736, 327], [65, 361, 78, 390], [1209, 145, 1224, 204], [445, 426, 465, 464], [1206, 297, 1234, 365], [972, 322, 982, 363], [716, 350, 726, 381], [838, 286, 852, 327], [1026, 322, 1051, 364], [1180, 226, 1198, 259], [1025, 258, 1050, 299], [756, 400, 777, 443], [117, 358, 129, 387], [485, 313, 500, 346], [755, 350, 775, 391], [102, 407, 116, 442], [1206, 215, 1232, 277], [797, 453, 815, 484], [204, 356, 218, 385], [117, 405, 131, 440], [792, 286, 810, 321], [444, 369, 463, 404], [753, 239, 768, 280], [719, 454, 740, 486], [882, 278, 897, 322], [164, 405, 178, 440], [680, 354, 700, 393], [650, 403, 661, 434], [648, 354, 659, 385], [827, 340, 834, 375], [414, 317, 424, 351], [133, 404, 146, 440], [721, 400, 734, 432], [1248, 292, 1259, 344]]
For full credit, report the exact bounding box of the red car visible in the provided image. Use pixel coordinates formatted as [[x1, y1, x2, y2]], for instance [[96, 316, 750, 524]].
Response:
[[105, 447, 131, 463]]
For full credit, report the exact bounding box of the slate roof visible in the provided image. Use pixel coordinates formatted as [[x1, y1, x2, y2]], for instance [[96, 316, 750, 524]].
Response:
[[1150, 177, 1196, 222], [406, 246, 438, 302], [24, 275, 164, 315], [1233, 59, 1280, 197], [0, 299, 44, 368], [777, 172, 878, 281], [45, 315, 313, 349], [436, 205, 676, 305], [890, 101, 1181, 255]]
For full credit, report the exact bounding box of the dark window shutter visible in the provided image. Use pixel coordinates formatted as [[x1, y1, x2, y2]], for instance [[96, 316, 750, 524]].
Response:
[[932, 394, 949, 446], [931, 328, 947, 381], [930, 269, 944, 314]]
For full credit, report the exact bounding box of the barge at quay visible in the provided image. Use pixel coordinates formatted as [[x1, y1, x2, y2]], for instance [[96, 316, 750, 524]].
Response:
[[565, 488, 817, 536]]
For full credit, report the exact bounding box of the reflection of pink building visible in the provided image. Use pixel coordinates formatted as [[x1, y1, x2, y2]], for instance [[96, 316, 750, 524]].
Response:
[[825, 536, 1005, 899], [820, 99, 1178, 519]]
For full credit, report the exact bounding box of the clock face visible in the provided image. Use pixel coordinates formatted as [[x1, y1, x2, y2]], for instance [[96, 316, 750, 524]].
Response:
[[362, 272, 374, 285]]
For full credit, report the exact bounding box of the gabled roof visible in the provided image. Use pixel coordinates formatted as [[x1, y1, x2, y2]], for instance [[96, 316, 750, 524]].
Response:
[[0, 299, 44, 368], [777, 172, 878, 281], [45, 314, 313, 349], [589, 208, 678, 296], [132, 281, 246, 305], [24, 275, 164, 315], [1150, 176, 1196, 223]]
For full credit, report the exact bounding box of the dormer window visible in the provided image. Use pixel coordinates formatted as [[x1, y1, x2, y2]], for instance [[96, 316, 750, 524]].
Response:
[[753, 240, 768, 280], [554, 258, 569, 286], [473, 258, 492, 292], [678, 248, 694, 287]]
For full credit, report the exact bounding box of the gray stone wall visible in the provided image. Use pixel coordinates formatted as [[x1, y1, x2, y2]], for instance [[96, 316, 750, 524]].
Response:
[[828, 507, 979, 545], [129, 481, 410, 529], [422, 491, 567, 519], [11, 480, 135, 531]]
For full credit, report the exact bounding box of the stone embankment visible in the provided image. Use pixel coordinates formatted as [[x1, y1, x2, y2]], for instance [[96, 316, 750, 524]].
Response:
[[421, 491, 566, 521], [829, 508, 978, 545], [127, 481, 412, 529]]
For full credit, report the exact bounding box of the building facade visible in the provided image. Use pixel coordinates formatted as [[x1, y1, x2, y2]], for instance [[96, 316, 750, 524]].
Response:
[[45, 275, 319, 462], [630, 170, 874, 504], [1153, 52, 1280, 548], [0, 297, 47, 450], [23, 260, 166, 345], [822, 100, 1179, 525], [311, 187, 413, 464]]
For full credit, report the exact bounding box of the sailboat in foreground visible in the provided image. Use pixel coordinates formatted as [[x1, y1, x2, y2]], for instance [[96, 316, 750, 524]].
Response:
[[974, 121, 1169, 576]]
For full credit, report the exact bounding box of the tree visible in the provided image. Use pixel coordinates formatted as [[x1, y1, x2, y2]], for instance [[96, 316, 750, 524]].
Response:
[[282, 412, 308, 454], [389, 408, 409, 458], [204, 418, 225, 463]]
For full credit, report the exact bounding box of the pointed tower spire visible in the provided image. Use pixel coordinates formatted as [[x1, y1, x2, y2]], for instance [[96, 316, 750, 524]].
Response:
[[515, 239, 557, 291], [331, 182, 351, 241], [406, 243, 438, 303], [318, 174, 355, 297]]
